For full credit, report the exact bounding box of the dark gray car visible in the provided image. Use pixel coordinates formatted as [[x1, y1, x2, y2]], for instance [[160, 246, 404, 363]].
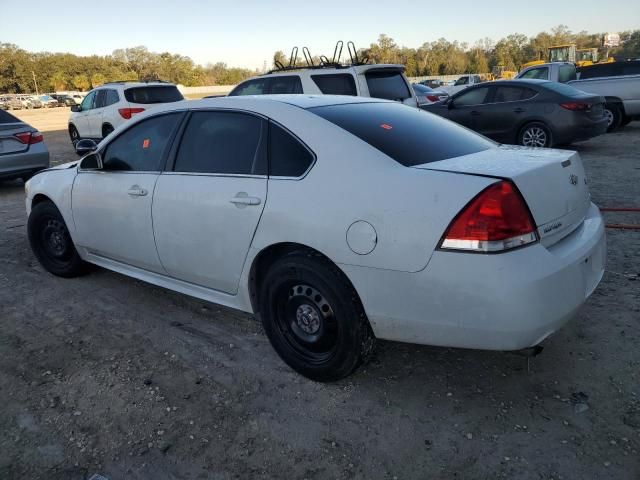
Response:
[[422, 79, 609, 147], [0, 110, 50, 182]]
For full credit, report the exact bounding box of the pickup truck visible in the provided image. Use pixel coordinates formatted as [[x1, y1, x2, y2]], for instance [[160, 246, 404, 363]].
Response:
[[516, 62, 640, 131], [437, 74, 484, 96]]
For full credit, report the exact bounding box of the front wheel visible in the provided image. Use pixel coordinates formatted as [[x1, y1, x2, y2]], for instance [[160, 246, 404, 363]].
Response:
[[28, 201, 87, 277], [518, 122, 552, 148], [259, 251, 375, 382]]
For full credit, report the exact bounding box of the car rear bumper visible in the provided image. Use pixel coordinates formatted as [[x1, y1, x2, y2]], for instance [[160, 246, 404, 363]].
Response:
[[554, 117, 608, 144], [0, 144, 50, 179], [342, 202, 606, 350]]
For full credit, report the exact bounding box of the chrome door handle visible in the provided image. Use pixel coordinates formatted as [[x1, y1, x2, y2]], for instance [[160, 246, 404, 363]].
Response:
[[230, 193, 261, 207], [127, 186, 148, 197]]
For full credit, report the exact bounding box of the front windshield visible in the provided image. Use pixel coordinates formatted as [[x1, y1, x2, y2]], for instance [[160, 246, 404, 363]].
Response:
[[454, 77, 469, 86], [549, 47, 570, 63]]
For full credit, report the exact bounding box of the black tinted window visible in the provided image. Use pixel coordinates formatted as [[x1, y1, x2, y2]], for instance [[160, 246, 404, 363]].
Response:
[[268, 76, 302, 94], [269, 123, 314, 177], [102, 113, 181, 171], [454, 87, 491, 106], [175, 111, 266, 175], [494, 86, 537, 102], [106, 89, 119, 106], [365, 71, 411, 101], [94, 90, 107, 108], [229, 79, 266, 96], [311, 74, 357, 96], [124, 86, 183, 104], [310, 102, 494, 167]]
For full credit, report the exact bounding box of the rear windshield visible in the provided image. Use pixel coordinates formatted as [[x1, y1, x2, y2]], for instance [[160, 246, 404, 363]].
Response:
[[309, 102, 494, 167], [124, 86, 184, 104], [0, 110, 20, 124], [543, 82, 588, 97], [365, 71, 412, 101]]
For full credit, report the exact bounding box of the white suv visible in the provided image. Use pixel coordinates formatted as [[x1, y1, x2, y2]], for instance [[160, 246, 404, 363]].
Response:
[[229, 64, 418, 107], [68, 82, 183, 143]]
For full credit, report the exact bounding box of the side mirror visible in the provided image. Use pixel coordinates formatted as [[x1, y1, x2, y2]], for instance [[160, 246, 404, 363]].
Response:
[[79, 152, 103, 170], [75, 139, 98, 156], [70, 104, 81, 112]]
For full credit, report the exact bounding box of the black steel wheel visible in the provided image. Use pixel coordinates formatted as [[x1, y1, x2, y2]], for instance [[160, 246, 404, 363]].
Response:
[[28, 201, 87, 277], [69, 124, 80, 145], [259, 250, 375, 382]]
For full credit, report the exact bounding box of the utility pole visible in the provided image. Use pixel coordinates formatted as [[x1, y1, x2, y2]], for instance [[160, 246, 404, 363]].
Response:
[[32, 71, 39, 95]]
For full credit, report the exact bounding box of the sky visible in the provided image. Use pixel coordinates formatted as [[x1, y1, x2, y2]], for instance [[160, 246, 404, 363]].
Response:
[[1, 0, 639, 69]]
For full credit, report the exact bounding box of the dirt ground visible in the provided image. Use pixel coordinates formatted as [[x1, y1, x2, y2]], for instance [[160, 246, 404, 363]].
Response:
[[1, 109, 639, 480]]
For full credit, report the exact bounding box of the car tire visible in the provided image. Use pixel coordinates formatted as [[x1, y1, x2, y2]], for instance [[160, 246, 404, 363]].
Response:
[[28, 201, 87, 278], [69, 124, 80, 145], [102, 124, 114, 138], [518, 122, 552, 148], [604, 104, 622, 132], [259, 251, 375, 382]]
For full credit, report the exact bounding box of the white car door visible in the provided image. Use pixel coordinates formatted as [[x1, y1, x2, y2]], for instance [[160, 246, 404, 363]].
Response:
[[153, 110, 268, 294], [72, 112, 184, 272], [73, 91, 96, 138], [87, 89, 106, 138]]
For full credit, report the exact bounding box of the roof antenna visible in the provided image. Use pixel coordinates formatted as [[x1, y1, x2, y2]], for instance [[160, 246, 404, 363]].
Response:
[[302, 47, 314, 67]]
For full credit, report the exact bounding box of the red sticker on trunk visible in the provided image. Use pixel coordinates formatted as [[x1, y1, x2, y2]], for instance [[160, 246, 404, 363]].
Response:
[[143, 139, 150, 149], [380, 123, 393, 130]]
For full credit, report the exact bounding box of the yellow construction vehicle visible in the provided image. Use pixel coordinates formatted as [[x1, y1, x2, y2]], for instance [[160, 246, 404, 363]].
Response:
[[489, 65, 517, 80], [521, 44, 614, 70], [576, 48, 599, 67]]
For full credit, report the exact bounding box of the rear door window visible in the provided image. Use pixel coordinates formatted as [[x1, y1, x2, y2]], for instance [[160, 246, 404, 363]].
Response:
[[310, 102, 494, 167], [94, 90, 107, 108], [102, 113, 181, 171], [268, 76, 303, 94], [269, 122, 314, 177], [229, 79, 267, 96], [124, 86, 183, 104], [311, 74, 357, 95], [365, 71, 411, 101], [493, 86, 537, 102], [174, 111, 266, 175], [454, 87, 491, 106], [106, 89, 120, 106]]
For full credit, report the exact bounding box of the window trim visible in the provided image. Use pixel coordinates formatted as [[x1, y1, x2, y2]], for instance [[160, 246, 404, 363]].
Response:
[[166, 108, 269, 179], [78, 111, 186, 174]]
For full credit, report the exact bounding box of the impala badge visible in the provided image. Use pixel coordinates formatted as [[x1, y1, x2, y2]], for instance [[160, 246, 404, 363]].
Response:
[[569, 174, 578, 186]]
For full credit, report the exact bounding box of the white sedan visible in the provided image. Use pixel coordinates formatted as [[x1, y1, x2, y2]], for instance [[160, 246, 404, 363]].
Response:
[[25, 95, 606, 381]]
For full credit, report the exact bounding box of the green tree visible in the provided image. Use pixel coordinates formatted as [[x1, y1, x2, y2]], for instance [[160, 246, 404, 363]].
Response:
[[71, 74, 90, 91], [90, 72, 106, 87]]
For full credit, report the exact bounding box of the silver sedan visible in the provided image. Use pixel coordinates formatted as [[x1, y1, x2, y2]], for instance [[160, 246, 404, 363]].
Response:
[[0, 110, 49, 182]]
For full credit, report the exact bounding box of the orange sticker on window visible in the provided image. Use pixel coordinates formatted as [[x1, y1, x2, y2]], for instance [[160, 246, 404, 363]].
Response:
[[143, 139, 150, 149]]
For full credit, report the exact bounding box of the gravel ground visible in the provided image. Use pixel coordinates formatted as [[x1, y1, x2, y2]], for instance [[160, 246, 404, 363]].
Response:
[[1, 109, 639, 480]]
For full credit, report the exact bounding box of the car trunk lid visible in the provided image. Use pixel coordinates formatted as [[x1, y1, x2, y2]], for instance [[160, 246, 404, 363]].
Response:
[[0, 111, 30, 155], [415, 145, 591, 246]]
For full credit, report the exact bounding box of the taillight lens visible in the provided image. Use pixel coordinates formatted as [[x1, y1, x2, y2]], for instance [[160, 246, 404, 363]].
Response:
[[426, 95, 440, 102], [14, 131, 43, 144], [560, 102, 590, 111], [118, 107, 145, 119], [440, 180, 538, 253]]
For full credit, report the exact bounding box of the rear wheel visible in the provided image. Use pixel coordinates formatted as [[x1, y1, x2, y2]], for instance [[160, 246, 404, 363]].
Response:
[[604, 104, 622, 132], [259, 251, 375, 382], [518, 122, 552, 148], [28, 201, 87, 277]]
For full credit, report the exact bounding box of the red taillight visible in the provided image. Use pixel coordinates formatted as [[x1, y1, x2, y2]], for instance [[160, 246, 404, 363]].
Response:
[[560, 102, 590, 111], [118, 107, 145, 119], [440, 180, 538, 252], [426, 95, 440, 102], [14, 131, 43, 144]]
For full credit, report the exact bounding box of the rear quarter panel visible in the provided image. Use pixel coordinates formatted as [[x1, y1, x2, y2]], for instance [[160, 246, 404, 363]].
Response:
[[250, 102, 496, 273]]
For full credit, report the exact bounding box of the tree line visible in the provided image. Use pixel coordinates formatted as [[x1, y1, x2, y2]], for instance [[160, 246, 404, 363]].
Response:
[[2, 26, 639, 93], [0, 44, 258, 93], [275, 26, 640, 77]]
